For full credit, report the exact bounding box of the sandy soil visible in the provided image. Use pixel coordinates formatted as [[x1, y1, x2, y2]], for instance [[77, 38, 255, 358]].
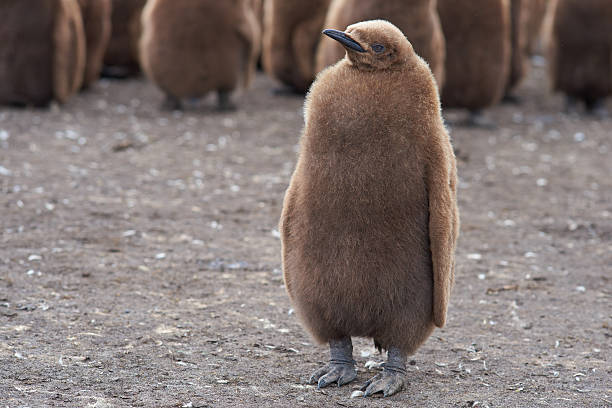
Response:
[[0, 63, 611, 407]]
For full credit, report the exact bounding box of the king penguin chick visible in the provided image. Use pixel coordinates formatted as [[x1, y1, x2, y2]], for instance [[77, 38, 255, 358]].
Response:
[[549, 0, 612, 117], [262, 0, 331, 93], [103, 0, 146, 78], [437, 0, 511, 127], [315, 0, 446, 89], [504, 0, 529, 102], [525, 0, 550, 55], [280, 20, 459, 398], [76, 0, 112, 89], [0, 0, 86, 106], [140, 0, 260, 111]]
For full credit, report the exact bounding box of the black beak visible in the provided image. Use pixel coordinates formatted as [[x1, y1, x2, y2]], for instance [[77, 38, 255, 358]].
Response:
[[322, 29, 366, 53]]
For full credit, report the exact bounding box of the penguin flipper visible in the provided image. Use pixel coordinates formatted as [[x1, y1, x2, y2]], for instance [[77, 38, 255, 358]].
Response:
[[427, 136, 459, 328]]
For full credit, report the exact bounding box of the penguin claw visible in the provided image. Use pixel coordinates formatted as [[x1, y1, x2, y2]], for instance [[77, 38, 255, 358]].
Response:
[[309, 363, 356, 388], [361, 371, 405, 397]]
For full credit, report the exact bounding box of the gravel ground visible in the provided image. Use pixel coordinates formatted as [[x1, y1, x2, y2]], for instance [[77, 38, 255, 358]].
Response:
[[0, 63, 611, 407]]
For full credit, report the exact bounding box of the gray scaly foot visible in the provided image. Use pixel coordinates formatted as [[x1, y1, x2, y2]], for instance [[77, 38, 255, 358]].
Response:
[[309, 337, 357, 388], [361, 346, 407, 397]]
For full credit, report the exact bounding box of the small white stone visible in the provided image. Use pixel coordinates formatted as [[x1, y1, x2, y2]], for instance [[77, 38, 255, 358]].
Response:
[[350, 390, 364, 399], [364, 360, 384, 370], [536, 178, 548, 187], [467, 253, 482, 260], [28, 254, 42, 261], [573, 132, 585, 142], [575, 286, 586, 292], [155, 253, 166, 259], [0, 165, 11, 176]]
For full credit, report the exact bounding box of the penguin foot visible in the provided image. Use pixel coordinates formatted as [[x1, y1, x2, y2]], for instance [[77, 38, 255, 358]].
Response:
[[586, 99, 609, 119], [309, 337, 356, 388], [502, 93, 521, 105], [161, 95, 183, 111], [464, 110, 497, 129], [309, 362, 357, 388], [565, 96, 580, 116], [217, 91, 237, 111], [361, 369, 406, 397], [361, 345, 407, 397]]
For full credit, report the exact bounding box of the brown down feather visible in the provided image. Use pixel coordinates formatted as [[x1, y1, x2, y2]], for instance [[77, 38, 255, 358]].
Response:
[[280, 20, 459, 354], [437, 0, 511, 110], [139, 0, 260, 101], [548, 0, 612, 104], [0, 0, 85, 106], [103, 0, 146, 76], [262, 0, 332, 93], [76, 0, 112, 88]]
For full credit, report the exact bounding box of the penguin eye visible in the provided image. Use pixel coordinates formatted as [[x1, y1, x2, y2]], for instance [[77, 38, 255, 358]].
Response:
[[372, 44, 385, 53]]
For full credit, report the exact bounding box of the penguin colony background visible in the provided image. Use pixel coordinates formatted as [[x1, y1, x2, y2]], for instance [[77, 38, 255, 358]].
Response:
[[0, 0, 611, 400]]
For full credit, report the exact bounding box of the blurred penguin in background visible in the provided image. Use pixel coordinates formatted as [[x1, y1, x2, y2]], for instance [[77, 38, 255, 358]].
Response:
[[437, 0, 511, 127], [316, 0, 446, 89], [262, 0, 332, 93], [525, 0, 551, 55], [139, 0, 260, 111], [0, 0, 86, 106], [549, 0, 612, 117], [103, 0, 146, 78], [505, 0, 551, 100], [505, 0, 529, 101], [77, 0, 112, 88]]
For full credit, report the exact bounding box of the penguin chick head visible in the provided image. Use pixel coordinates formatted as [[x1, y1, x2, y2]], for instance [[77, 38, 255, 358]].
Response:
[[322, 20, 414, 71]]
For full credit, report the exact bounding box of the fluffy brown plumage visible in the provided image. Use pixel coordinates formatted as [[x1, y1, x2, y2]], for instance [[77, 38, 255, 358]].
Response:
[[77, 0, 112, 88], [507, 0, 529, 93], [103, 0, 145, 77], [437, 0, 511, 111], [315, 0, 446, 88], [0, 0, 85, 106], [280, 21, 459, 359], [262, 0, 331, 93], [525, 0, 550, 55], [139, 0, 260, 110], [548, 0, 612, 108]]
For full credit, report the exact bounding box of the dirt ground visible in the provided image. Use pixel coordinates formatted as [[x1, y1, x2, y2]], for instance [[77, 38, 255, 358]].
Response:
[[0, 62, 611, 407]]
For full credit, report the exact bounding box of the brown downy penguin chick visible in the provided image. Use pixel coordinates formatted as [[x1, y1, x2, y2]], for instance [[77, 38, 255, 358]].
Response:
[[76, 0, 112, 88], [280, 20, 459, 398], [0, 0, 86, 106], [262, 0, 332, 93], [315, 0, 446, 89], [505, 0, 529, 101], [437, 0, 511, 126], [139, 0, 260, 111], [525, 0, 551, 55], [549, 0, 612, 117], [103, 0, 146, 78]]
